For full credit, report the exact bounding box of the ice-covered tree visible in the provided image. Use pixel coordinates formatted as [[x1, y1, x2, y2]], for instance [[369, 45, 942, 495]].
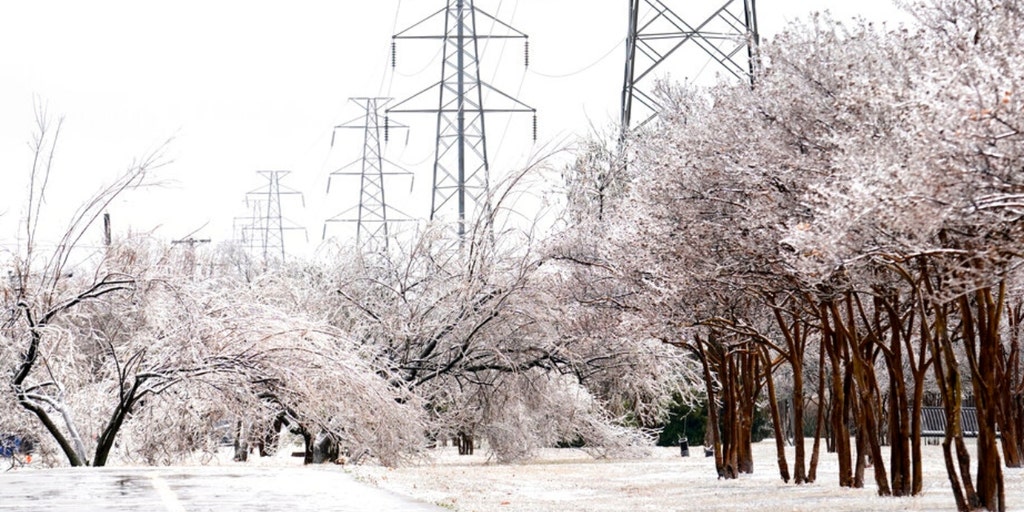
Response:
[[608, 1, 1024, 509], [0, 114, 425, 468]]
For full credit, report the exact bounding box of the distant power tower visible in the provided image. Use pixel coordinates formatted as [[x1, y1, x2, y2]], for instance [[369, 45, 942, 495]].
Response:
[[621, 0, 759, 132], [324, 97, 410, 250], [388, 0, 536, 237], [234, 199, 263, 251], [243, 170, 306, 264]]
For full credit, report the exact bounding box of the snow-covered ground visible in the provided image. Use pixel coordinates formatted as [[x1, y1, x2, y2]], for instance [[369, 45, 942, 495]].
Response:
[[347, 440, 1024, 511], [5, 440, 1021, 510]]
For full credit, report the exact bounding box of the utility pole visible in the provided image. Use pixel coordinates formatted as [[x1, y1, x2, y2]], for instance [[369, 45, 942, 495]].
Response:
[[621, 0, 759, 133], [324, 97, 411, 251], [102, 213, 112, 247], [244, 171, 306, 264], [388, 0, 536, 238], [171, 237, 211, 248], [171, 236, 211, 276]]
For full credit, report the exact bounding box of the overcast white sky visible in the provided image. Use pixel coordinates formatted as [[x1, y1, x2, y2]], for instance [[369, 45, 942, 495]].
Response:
[[0, 1, 912, 255]]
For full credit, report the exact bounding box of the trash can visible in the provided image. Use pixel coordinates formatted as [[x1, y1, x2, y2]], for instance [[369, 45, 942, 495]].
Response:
[[679, 437, 689, 457], [0, 436, 20, 458]]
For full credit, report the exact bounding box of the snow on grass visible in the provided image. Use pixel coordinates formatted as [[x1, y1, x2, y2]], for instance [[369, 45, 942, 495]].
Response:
[[347, 440, 1024, 511], [8, 438, 1021, 511]]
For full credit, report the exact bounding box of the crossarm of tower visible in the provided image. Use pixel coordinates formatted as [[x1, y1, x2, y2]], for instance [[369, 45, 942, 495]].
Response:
[[388, 81, 534, 115], [480, 82, 535, 114], [470, 6, 528, 39], [392, 7, 447, 39], [386, 80, 444, 114], [393, 6, 527, 41], [330, 158, 411, 177]]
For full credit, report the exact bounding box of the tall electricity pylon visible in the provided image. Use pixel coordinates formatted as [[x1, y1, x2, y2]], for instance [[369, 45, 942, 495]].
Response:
[[244, 170, 305, 264], [388, 0, 535, 238], [324, 97, 410, 251], [621, 0, 759, 132]]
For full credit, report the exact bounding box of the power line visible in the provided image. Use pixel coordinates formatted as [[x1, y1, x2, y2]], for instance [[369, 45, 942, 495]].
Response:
[[528, 37, 626, 79]]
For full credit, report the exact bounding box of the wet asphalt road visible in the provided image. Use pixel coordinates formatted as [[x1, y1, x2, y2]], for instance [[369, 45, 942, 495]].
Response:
[[0, 466, 444, 511]]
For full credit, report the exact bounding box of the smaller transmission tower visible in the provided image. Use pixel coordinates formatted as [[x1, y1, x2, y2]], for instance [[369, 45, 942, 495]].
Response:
[[621, 0, 759, 132], [234, 199, 263, 249], [244, 170, 306, 264], [324, 97, 411, 250]]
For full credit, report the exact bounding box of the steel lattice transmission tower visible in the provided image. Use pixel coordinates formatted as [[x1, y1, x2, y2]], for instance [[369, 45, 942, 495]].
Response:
[[389, 0, 535, 237], [324, 97, 410, 250], [244, 170, 306, 264], [621, 0, 759, 132], [234, 199, 263, 251]]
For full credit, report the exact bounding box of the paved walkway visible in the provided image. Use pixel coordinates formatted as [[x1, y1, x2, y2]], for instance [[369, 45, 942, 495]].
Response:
[[0, 465, 445, 511]]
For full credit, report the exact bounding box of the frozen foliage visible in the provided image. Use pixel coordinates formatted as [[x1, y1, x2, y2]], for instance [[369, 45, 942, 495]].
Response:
[[1, 128, 685, 470], [0, 114, 426, 468], [475, 374, 653, 463], [595, 0, 1024, 509], [317, 166, 687, 462]]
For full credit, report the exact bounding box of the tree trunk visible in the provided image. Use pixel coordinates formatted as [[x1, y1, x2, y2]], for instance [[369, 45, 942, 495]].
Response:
[[771, 305, 808, 483], [807, 337, 827, 484], [821, 302, 853, 487], [457, 431, 474, 456], [929, 297, 978, 511], [694, 332, 760, 479], [999, 300, 1023, 468], [838, 295, 891, 496], [233, 420, 249, 462], [721, 355, 740, 479], [17, 399, 85, 467], [791, 353, 807, 484], [762, 347, 790, 483], [735, 347, 758, 475], [696, 334, 725, 478], [312, 432, 339, 463], [879, 294, 912, 497], [960, 289, 1005, 511], [910, 287, 933, 496], [909, 368, 926, 496], [93, 389, 140, 467]]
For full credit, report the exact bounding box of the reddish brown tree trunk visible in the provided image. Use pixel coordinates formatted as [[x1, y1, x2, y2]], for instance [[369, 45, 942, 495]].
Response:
[[878, 293, 912, 497], [929, 296, 979, 512], [829, 294, 891, 496], [998, 300, 1023, 468], [694, 333, 760, 480], [820, 301, 853, 487], [771, 304, 809, 483], [735, 348, 758, 475], [762, 346, 791, 483], [696, 334, 726, 478], [960, 289, 1005, 511], [807, 336, 827, 484]]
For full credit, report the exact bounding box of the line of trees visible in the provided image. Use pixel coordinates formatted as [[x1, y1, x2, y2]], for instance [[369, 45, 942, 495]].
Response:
[[555, 1, 1023, 510]]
